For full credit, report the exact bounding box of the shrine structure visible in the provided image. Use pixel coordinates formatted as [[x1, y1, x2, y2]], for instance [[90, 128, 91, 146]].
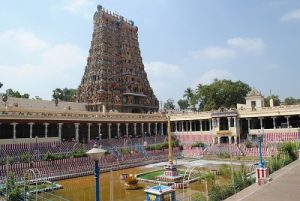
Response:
[[77, 5, 159, 113]]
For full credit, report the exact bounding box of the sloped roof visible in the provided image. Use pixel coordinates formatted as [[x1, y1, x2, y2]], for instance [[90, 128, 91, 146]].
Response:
[[247, 88, 262, 97]]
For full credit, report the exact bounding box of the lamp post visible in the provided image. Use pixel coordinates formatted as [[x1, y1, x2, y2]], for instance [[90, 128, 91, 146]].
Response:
[[255, 127, 270, 185], [258, 128, 264, 168], [86, 144, 106, 201]]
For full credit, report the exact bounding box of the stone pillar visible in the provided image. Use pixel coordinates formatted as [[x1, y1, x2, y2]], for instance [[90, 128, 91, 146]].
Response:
[[247, 118, 251, 133], [11, 122, 18, 143], [189, 121, 192, 131], [155, 123, 158, 136], [28, 122, 34, 139], [272, 117, 276, 129], [237, 119, 240, 144], [133, 123, 137, 136], [199, 120, 203, 131], [161, 123, 164, 135], [175, 121, 177, 132], [234, 136, 237, 144], [228, 136, 232, 144], [259, 118, 263, 129], [285, 116, 290, 128], [217, 118, 220, 130], [58, 123, 63, 142], [147, 123, 151, 135], [87, 123, 91, 142], [74, 123, 79, 141], [117, 123, 120, 138], [227, 117, 231, 129], [126, 123, 129, 138], [108, 123, 112, 139], [141, 123, 144, 136], [186, 121, 189, 131], [217, 137, 221, 144], [209, 119, 212, 131], [233, 117, 237, 127], [98, 123, 102, 140], [44, 123, 49, 138], [181, 121, 184, 131]]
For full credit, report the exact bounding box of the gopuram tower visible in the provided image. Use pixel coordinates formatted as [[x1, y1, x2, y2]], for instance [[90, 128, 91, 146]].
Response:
[[78, 5, 159, 113]]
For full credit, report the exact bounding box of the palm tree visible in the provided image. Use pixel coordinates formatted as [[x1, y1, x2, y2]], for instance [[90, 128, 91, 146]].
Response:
[[195, 84, 203, 94], [183, 88, 194, 102], [183, 87, 194, 109]]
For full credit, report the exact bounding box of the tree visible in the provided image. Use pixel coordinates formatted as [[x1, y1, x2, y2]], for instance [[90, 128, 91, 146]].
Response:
[[5, 88, 30, 99], [52, 88, 64, 100], [183, 87, 194, 103], [194, 79, 251, 111], [177, 99, 189, 110], [283, 97, 300, 105], [0, 82, 3, 89], [63, 88, 77, 102], [164, 98, 175, 110], [264, 95, 281, 107], [6, 89, 21, 98], [52, 88, 77, 102]]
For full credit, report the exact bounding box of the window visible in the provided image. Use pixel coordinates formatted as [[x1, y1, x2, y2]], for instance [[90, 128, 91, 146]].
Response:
[[251, 101, 256, 111]]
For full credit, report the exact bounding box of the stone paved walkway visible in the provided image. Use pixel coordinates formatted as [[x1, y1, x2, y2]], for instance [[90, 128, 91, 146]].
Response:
[[225, 159, 300, 201]]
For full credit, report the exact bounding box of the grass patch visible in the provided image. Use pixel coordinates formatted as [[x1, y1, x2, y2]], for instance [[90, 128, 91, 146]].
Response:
[[138, 169, 185, 180], [138, 170, 164, 180]]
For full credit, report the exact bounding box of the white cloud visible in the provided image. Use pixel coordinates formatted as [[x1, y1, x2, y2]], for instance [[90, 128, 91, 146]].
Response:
[[227, 37, 266, 53], [190, 46, 236, 60], [64, 0, 96, 19], [144, 61, 186, 101], [40, 44, 85, 70], [194, 69, 233, 85], [0, 29, 86, 99], [0, 29, 48, 53], [191, 37, 266, 60], [280, 9, 300, 22], [144, 61, 183, 78]]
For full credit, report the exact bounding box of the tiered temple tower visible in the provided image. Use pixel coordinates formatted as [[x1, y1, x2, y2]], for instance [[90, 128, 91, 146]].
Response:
[[78, 5, 159, 113]]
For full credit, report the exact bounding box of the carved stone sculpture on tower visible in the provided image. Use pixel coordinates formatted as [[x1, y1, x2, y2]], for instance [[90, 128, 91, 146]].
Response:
[[78, 5, 159, 113]]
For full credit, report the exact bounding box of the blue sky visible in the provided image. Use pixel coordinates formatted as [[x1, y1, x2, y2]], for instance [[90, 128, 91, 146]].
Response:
[[1, 0, 300, 104]]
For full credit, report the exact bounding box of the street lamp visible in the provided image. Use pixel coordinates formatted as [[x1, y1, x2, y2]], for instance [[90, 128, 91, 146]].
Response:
[[258, 128, 264, 168], [86, 144, 106, 201]]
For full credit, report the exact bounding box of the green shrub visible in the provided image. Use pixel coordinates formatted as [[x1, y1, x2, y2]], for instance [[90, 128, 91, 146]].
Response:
[[191, 141, 205, 148], [217, 152, 230, 159], [120, 148, 130, 154], [43, 151, 56, 161], [20, 153, 31, 163], [245, 140, 253, 148], [218, 164, 231, 178], [191, 192, 207, 201]]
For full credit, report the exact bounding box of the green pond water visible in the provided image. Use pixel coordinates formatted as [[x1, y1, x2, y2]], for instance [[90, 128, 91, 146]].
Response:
[[40, 160, 229, 201]]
